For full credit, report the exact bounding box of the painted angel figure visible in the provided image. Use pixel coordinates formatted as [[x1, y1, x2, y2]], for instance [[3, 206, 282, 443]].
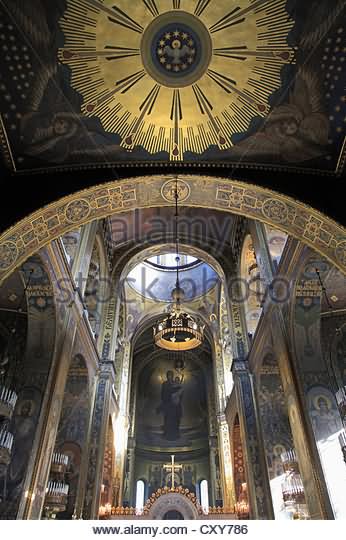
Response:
[[228, 69, 330, 163], [21, 112, 124, 163]]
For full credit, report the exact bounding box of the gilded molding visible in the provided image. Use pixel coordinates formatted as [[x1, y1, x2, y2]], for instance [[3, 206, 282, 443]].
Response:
[[0, 114, 16, 172], [0, 175, 346, 284], [336, 136, 346, 176]]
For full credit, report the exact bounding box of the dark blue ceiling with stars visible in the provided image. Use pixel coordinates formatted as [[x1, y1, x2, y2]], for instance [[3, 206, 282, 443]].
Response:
[[0, 0, 345, 176]]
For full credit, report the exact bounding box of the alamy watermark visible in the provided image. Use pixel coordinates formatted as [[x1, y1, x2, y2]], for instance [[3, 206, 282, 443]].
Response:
[[58, 211, 291, 308]]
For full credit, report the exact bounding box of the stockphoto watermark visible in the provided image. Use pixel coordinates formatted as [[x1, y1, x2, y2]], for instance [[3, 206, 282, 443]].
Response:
[[55, 270, 291, 308]]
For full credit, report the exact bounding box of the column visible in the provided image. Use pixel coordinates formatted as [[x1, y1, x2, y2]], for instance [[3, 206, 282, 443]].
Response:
[[114, 340, 132, 507], [126, 372, 138, 507], [248, 221, 275, 286], [94, 285, 128, 510], [232, 358, 274, 519], [271, 308, 334, 519], [208, 439, 218, 507], [82, 360, 115, 519], [74, 373, 98, 518], [228, 290, 250, 360], [212, 338, 235, 510], [72, 221, 98, 296], [99, 296, 117, 362], [217, 416, 235, 511], [125, 440, 136, 507], [74, 278, 118, 518], [205, 371, 218, 507], [18, 306, 79, 519]]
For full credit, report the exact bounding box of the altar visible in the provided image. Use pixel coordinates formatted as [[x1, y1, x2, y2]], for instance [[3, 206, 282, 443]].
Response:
[[106, 485, 237, 520], [102, 456, 236, 521]]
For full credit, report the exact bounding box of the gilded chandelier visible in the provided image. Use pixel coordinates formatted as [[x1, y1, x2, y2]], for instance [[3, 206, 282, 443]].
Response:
[[153, 179, 204, 352]]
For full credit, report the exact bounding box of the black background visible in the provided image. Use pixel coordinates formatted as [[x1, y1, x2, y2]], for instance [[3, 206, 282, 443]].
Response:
[[0, 161, 344, 234]]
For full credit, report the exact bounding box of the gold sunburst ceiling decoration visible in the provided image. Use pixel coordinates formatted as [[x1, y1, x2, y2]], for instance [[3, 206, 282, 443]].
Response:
[[60, 0, 294, 160]]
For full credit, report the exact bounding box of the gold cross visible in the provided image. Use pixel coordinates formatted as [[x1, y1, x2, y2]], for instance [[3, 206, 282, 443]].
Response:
[[163, 455, 183, 490]]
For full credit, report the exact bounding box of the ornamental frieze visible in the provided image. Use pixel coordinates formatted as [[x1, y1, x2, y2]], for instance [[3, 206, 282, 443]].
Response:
[[0, 177, 345, 285]]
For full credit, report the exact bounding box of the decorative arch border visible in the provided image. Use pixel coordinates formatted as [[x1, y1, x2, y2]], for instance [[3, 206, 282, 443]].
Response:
[[116, 242, 226, 282], [143, 487, 202, 519], [1, 175, 346, 284]]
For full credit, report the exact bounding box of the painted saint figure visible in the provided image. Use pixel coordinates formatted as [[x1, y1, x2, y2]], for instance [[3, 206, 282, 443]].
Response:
[[8, 399, 38, 499], [157, 371, 184, 441], [310, 396, 341, 440]]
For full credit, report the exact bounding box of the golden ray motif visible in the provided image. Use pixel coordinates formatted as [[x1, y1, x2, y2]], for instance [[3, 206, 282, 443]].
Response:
[[59, 0, 294, 159]]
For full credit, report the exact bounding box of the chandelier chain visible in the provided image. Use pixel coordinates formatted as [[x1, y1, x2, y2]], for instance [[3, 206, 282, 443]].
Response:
[[175, 177, 180, 290]]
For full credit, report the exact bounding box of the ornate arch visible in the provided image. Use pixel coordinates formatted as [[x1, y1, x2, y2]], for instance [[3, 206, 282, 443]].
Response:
[[132, 337, 212, 379], [113, 241, 229, 283], [144, 488, 201, 520], [1, 175, 346, 284]]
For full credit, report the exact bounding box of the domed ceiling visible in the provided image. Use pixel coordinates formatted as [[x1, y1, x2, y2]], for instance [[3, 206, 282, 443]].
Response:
[[0, 0, 345, 175], [127, 257, 218, 302]]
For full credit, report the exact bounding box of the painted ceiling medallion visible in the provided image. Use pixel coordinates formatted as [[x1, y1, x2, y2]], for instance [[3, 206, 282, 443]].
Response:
[[141, 11, 212, 88], [60, 0, 294, 160], [161, 178, 191, 203]]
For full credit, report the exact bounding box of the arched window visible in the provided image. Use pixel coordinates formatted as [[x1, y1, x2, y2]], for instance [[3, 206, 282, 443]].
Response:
[[135, 480, 145, 514], [200, 479, 209, 514]]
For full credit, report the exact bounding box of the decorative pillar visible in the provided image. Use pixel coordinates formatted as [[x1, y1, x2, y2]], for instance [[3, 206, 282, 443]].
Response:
[[83, 360, 115, 519], [208, 439, 218, 507], [229, 296, 249, 360], [271, 308, 334, 519], [205, 369, 219, 506], [94, 292, 126, 510], [248, 221, 275, 286], [216, 415, 235, 511], [72, 222, 98, 296], [17, 244, 83, 519], [73, 373, 98, 518], [18, 303, 79, 519], [232, 358, 274, 519], [99, 296, 118, 363], [114, 340, 132, 506], [125, 439, 136, 507], [212, 338, 235, 510], [214, 341, 227, 413], [112, 472, 121, 509], [95, 286, 130, 510], [125, 362, 138, 507]]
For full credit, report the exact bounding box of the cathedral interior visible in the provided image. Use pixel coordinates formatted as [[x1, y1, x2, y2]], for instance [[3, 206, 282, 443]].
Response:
[[0, 0, 346, 521]]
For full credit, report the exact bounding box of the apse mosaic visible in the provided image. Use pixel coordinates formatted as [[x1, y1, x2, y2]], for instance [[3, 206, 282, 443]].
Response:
[[0, 1, 345, 172], [136, 354, 209, 448]]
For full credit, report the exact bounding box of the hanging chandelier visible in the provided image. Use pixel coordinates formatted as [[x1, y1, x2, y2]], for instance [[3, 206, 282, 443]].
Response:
[[280, 449, 309, 519], [0, 267, 33, 472], [153, 179, 204, 352], [44, 452, 70, 518]]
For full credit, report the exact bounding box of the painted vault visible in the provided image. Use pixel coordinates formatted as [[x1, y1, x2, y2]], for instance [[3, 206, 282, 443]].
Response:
[[0, 0, 345, 173]]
